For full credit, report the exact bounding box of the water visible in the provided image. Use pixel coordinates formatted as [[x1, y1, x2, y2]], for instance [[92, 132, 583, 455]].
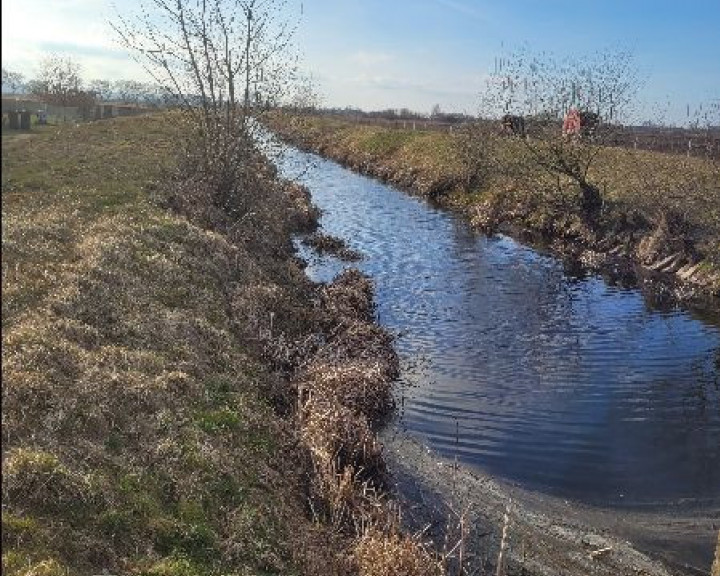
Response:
[[274, 144, 720, 507]]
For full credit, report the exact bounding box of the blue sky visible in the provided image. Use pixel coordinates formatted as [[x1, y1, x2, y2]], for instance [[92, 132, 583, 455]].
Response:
[[2, 0, 719, 124]]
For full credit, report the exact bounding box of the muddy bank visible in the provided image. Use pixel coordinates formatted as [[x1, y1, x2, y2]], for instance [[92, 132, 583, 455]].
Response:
[[381, 428, 719, 576], [266, 114, 720, 308]]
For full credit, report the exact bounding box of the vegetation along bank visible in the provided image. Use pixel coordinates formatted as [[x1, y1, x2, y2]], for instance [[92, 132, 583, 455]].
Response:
[[1, 113, 451, 575], [266, 113, 720, 307]]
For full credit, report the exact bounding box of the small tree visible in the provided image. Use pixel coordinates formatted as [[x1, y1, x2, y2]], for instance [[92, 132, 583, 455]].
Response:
[[112, 0, 299, 215], [480, 47, 642, 223]]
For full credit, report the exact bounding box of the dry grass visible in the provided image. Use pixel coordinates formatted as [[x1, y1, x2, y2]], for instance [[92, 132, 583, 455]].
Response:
[[355, 528, 445, 576], [1, 114, 351, 575], [298, 269, 394, 527], [292, 267, 445, 574], [301, 361, 394, 421], [303, 232, 363, 261]]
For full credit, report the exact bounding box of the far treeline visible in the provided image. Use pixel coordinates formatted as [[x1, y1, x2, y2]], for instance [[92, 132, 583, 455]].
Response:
[[2, 57, 176, 110]]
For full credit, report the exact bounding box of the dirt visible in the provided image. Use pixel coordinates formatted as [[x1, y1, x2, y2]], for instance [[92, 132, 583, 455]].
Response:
[[380, 427, 719, 576]]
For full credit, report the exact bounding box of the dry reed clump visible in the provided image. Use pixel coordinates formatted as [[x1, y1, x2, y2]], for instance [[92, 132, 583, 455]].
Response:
[[355, 528, 445, 576], [316, 321, 400, 381], [297, 269, 395, 529], [301, 397, 385, 479], [295, 267, 446, 575], [301, 361, 394, 422], [284, 181, 322, 233], [320, 269, 374, 323], [303, 232, 363, 261], [636, 210, 694, 265]]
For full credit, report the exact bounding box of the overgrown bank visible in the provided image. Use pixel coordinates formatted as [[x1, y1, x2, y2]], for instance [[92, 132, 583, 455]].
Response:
[[266, 113, 720, 304], [1, 115, 439, 575]]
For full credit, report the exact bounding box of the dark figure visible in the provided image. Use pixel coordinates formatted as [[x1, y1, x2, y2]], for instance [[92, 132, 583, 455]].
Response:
[[579, 111, 601, 138], [501, 114, 526, 137]]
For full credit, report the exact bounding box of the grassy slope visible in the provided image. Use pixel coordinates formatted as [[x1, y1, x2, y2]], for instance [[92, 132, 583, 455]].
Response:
[[269, 114, 720, 293], [1, 116, 338, 575]]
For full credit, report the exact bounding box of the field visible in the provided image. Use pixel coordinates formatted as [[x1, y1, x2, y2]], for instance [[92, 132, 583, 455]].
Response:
[[312, 112, 720, 160]]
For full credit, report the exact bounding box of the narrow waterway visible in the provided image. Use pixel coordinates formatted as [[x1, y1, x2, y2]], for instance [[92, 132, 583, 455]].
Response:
[[275, 143, 720, 509]]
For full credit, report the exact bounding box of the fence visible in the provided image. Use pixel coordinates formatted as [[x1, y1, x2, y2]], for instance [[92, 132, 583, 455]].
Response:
[[605, 130, 720, 160], [326, 113, 720, 160]]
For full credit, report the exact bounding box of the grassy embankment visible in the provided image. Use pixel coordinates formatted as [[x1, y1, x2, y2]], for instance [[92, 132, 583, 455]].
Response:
[[2, 115, 443, 575], [268, 114, 720, 299]]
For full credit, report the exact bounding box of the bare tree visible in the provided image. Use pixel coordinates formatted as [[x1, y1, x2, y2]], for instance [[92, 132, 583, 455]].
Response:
[[112, 0, 299, 203], [480, 47, 643, 223], [2, 67, 25, 94], [31, 55, 85, 121], [114, 79, 149, 105], [89, 79, 114, 101]]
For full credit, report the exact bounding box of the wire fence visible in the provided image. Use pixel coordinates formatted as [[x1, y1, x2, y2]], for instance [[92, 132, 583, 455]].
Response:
[[327, 114, 720, 160]]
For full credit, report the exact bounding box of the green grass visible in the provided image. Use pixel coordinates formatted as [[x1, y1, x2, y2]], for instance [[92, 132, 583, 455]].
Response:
[[356, 129, 421, 156]]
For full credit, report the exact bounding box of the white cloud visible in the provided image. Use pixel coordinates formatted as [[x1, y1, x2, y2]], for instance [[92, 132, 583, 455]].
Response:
[[1, 0, 148, 80]]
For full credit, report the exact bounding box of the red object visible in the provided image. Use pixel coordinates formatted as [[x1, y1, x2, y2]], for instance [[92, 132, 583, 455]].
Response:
[[563, 108, 581, 136]]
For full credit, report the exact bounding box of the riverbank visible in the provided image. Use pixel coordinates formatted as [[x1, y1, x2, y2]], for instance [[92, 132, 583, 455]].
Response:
[[1, 115, 440, 575], [266, 113, 720, 307], [4, 114, 717, 576]]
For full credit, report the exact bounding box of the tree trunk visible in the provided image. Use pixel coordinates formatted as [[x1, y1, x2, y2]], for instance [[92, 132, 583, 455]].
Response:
[[580, 181, 602, 224]]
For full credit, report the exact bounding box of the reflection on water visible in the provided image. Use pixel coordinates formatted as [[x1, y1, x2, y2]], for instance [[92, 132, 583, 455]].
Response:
[[275, 145, 720, 506]]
